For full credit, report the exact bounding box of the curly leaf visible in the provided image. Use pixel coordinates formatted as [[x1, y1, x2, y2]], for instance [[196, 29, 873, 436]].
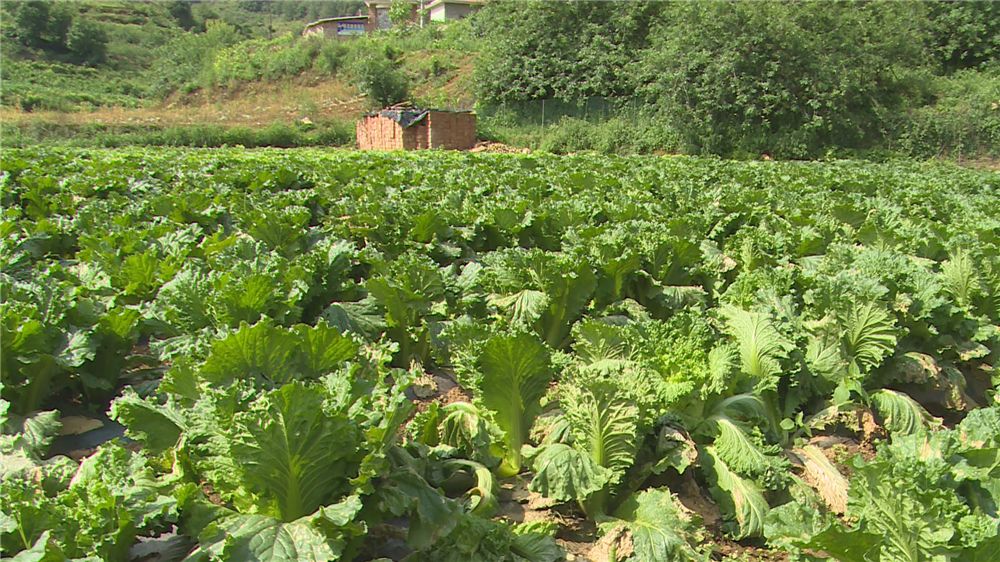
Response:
[[5, 410, 61, 460], [488, 290, 549, 330], [321, 300, 386, 340], [110, 389, 184, 455], [794, 445, 849, 515], [608, 488, 702, 562], [291, 321, 358, 379], [572, 320, 631, 371], [712, 418, 772, 478], [185, 495, 364, 562], [201, 320, 296, 386], [941, 249, 979, 308]]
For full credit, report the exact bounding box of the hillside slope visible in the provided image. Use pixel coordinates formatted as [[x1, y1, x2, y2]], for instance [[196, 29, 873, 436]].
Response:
[[2, 0, 480, 147]]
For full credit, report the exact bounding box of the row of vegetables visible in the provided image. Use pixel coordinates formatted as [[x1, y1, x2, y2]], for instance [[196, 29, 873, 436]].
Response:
[[1, 148, 998, 561]]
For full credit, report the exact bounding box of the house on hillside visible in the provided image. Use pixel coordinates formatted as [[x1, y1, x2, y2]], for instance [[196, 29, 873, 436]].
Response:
[[364, 0, 483, 31], [357, 106, 477, 150], [426, 0, 483, 22], [302, 15, 369, 39]]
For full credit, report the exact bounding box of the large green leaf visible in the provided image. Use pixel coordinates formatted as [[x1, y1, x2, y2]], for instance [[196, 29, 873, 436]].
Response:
[[561, 381, 638, 478], [766, 500, 881, 562], [321, 300, 385, 340], [848, 449, 967, 562], [488, 290, 550, 331], [291, 321, 358, 379], [870, 389, 938, 435], [711, 418, 772, 478], [841, 303, 897, 377], [417, 514, 563, 562], [702, 446, 769, 539], [2, 410, 60, 459], [527, 443, 611, 503], [185, 494, 364, 562], [230, 382, 361, 521], [2, 442, 175, 561], [109, 389, 185, 455], [965, 535, 1000, 562], [720, 305, 791, 388], [537, 260, 597, 348], [377, 469, 462, 550], [201, 320, 296, 386], [5, 530, 67, 562], [155, 266, 214, 331], [478, 333, 553, 476], [940, 249, 979, 308], [571, 320, 631, 375], [608, 488, 702, 562]]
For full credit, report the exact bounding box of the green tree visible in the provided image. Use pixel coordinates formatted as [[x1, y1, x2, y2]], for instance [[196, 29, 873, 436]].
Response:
[[168, 1, 197, 31], [388, 0, 413, 28], [927, 0, 1000, 71], [639, 1, 929, 157], [13, 0, 50, 48], [474, 0, 663, 104], [47, 3, 73, 47], [66, 18, 108, 66], [351, 51, 409, 106]]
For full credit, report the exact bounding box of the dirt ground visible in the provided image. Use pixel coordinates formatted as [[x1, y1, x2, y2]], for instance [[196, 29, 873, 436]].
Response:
[[1, 77, 365, 128]]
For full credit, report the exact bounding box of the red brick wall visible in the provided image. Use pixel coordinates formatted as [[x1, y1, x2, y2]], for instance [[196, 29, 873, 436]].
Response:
[[427, 111, 476, 150], [356, 112, 476, 151], [356, 116, 405, 150]]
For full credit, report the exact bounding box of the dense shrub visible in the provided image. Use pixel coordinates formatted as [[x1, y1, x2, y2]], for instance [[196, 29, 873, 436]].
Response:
[[639, 1, 929, 157], [477, 109, 680, 156], [144, 20, 243, 97], [167, 0, 196, 31], [66, 18, 108, 66], [46, 4, 73, 47], [11, 0, 74, 49], [12, 0, 51, 48], [349, 50, 409, 106], [926, 0, 1000, 72], [474, 0, 661, 104], [313, 41, 348, 74], [891, 68, 1000, 159]]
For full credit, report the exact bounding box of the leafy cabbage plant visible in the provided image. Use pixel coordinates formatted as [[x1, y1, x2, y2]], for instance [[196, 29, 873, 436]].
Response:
[[765, 407, 1000, 561], [1, 391, 177, 561]]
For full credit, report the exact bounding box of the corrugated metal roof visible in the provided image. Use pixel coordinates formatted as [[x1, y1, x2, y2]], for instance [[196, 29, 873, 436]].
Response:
[[304, 15, 369, 29]]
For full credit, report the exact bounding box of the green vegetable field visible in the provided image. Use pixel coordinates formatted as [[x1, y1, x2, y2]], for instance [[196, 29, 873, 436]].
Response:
[[2, 148, 998, 561]]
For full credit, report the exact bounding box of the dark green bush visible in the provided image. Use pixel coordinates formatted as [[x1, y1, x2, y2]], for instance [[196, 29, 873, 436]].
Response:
[[927, 0, 1000, 72], [66, 18, 109, 66], [313, 41, 347, 74], [474, 0, 661, 104], [12, 0, 51, 48], [47, 4, 73, 47], [891, 68, 1000, 159], [349, 51, 409, 106], [640, 1, 929, 158]]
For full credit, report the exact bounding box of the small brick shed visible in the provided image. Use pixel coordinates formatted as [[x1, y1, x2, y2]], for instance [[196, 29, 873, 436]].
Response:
[[356, 107, 476, 151]]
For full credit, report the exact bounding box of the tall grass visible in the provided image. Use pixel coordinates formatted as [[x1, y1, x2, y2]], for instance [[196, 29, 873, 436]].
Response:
[[2, 119, 355, 148]]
